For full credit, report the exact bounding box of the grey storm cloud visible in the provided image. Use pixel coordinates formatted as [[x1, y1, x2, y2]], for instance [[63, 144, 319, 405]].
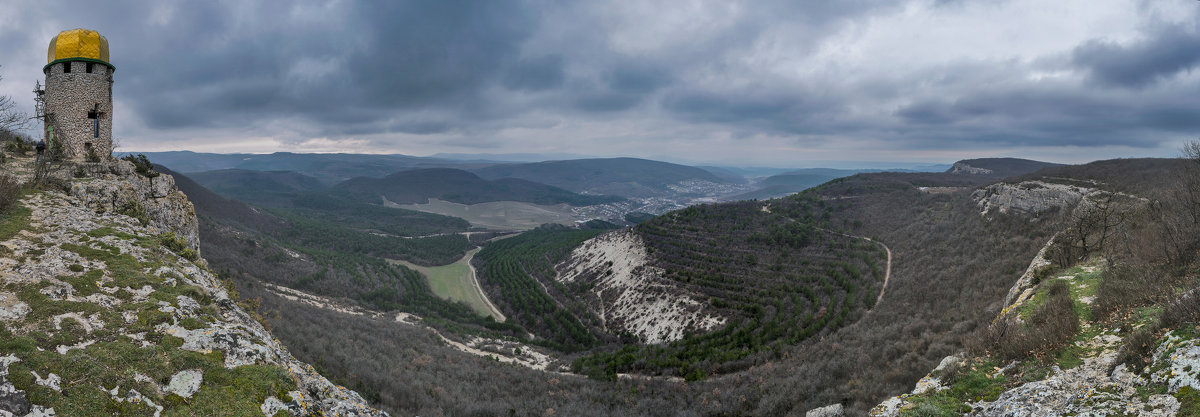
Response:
[[345, 2, 537, 106], [503, 54, 566, 91], [894, 83, 1200, 148], [1073, 24, 1200, 88], [665, 89, 835, 128], [2, 0, 1198, 162], [4, 1, 536, 132]]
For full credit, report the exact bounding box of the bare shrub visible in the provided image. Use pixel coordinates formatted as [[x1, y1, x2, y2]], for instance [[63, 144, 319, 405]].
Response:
[[1111, 327, 1159, 374], [1160, 291, 1200, 329], [0, 70, 27, 133], [1110, 288, 1200, 375], [1091, 264, 1164, 322], [1, 132, 32, 156], [0, 175, 20, 212], [1030, 280, 1079, 345], [973, 280, 1078, 360]]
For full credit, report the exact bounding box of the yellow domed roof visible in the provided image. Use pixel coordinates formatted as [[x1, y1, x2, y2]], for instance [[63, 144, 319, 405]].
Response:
[[46, 28, 112, 69]]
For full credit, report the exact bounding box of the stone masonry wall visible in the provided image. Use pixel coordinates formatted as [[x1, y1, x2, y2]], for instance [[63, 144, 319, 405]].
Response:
[[44, 61, 113, 161]]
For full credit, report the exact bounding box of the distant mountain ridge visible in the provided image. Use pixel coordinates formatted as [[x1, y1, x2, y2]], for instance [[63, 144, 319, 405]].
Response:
[[472, 157, 729, 197], [728, 168, 891, 200], [134, 151, 484, 184], [334, 168, 621, 206], [947, 158, 1063, 177], [188, 169, 326, 207], [162, 166, 284, 231]]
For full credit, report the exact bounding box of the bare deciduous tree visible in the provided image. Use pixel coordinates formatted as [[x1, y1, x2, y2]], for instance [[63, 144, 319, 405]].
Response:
[[1149, 138, 1200, 265], [1180, 139, 1200, 225], [0, 68, 28, 133]]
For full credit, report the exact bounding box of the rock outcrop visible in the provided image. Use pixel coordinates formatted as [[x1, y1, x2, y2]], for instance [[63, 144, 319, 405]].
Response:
[[972, 180, 1093, 217], [969, 349, 1178, 416], [555, 229, 724, 344], [949, 162, 994, 175], [68, 161, 200, 252], [805, 403, 844, 417], [999, 233, 1057, 311], [0, 159, 385, 416]]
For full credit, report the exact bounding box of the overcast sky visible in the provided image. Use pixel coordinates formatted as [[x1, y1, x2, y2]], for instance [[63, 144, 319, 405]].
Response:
[[0, 0, 1197, 167]]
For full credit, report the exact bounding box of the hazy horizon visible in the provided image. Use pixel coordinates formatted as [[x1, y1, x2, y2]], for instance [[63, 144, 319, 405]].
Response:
[[2, 1, 1198, 167]]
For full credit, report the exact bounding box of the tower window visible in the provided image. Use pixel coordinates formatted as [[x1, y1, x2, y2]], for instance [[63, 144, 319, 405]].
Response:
[[88, 111, 99, 138], [62, 62, 70, 73], [86, 62, 93, 73]]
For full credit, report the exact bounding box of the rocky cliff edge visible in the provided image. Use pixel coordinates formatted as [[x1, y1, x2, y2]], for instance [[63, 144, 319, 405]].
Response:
[[869, 182, 1197, 416], [0, 158, 386, 416]]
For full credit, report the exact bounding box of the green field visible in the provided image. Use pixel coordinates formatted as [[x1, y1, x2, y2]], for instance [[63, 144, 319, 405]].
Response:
[[389, 248, 505, 321], [388, 198, 580, 230]]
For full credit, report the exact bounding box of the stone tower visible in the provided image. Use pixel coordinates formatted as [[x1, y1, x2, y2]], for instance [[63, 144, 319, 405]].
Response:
[[42, 28, 114, 161]]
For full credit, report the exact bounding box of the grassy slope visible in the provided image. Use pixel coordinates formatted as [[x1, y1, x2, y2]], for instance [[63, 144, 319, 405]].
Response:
[[895, 258, 1191, 416], [387, 248, 502, 320]]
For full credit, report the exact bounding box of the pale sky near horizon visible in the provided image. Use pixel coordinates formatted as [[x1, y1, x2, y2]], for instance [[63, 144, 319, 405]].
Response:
[[0, 1, 1198, 167]]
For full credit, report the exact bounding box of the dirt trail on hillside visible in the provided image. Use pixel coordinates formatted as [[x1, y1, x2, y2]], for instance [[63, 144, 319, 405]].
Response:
[[863, 237, 892, 308], [769, 202, 893, 310], [464, 248, 507, 322], [467, 233, 520, 321], [824, 230, 892, 309]]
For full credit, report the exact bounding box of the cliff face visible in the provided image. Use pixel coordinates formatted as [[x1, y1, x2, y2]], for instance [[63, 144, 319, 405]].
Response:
[[67, 161, 200, 253], [555, 229, 725, 344], [0, 160, 385, 416]]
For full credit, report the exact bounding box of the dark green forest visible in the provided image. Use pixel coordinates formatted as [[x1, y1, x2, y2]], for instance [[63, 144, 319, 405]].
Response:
[[575, 195, 886, 380], [474, 227, 606, 352]]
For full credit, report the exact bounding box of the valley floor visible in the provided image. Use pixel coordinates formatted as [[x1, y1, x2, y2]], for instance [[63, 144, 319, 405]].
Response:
[[387, 247, 506, 322]]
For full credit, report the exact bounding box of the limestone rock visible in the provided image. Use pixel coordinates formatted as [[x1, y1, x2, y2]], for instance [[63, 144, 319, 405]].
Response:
[[972, 351, 1179, 416], [972, 180, 1093, 217], [165, 370, 202, 399], [30, 372, 60, 392], [1001, 233, 1057, 311], [912, 355, 964, 395], [555, 229, 725, 344], [0, 292, 29, 322], [869, 397, 904, 417], [805, 403, 843, 417], [67, 160, 200, 254], [949, 162, 994, 175], [1150, 332, 1200, 392], [0, 355, 31, 416]]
